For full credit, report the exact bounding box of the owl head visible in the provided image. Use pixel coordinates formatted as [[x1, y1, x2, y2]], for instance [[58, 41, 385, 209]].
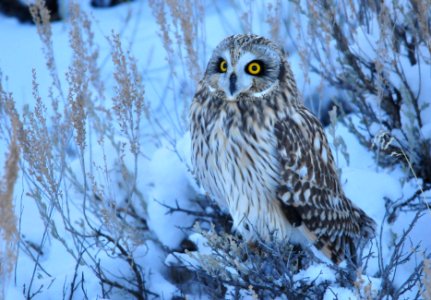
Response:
[[204, 34, 289, 102]]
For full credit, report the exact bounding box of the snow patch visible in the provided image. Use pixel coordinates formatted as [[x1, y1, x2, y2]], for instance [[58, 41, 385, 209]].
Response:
[[146, 134, 198, 248], [293, 263, 336, 285], [323, 286, 357, 300]]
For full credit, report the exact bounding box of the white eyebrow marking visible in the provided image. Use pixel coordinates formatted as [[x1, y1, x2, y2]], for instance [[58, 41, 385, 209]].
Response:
[[222, 50, 231, 65]]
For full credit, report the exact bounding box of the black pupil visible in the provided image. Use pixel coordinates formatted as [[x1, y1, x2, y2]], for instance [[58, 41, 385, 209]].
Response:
[[251, 65, 258, 71]]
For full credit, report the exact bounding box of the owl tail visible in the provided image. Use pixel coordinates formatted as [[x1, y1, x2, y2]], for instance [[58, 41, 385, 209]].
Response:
[[344, 206, 377, 266], [305, 208, 376, 266], [355, 207, 377, 263], [358, 208, 377, 241]]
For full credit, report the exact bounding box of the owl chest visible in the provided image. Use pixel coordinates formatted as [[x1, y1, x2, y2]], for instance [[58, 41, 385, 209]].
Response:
[[193, 111, 280, 218]]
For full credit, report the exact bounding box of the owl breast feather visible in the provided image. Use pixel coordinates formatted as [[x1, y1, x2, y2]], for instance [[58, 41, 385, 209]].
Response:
[[190, 95, 298, 242]]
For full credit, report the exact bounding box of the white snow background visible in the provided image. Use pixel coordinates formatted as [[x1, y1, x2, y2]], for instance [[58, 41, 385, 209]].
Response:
[[0, 1, 430, 299]]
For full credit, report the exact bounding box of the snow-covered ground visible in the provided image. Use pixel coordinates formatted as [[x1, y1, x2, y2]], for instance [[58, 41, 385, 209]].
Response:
[[0, 1, 430, 299]]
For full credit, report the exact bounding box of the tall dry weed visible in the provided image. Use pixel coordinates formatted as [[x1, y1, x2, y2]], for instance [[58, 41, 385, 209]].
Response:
[[110, 32, 147, 157], [148, 0, 206, 134], [0, 137, 19, 299], [0, 72, 21, 297], [149, 0, 203, 83], [30, 0, 64, 100]]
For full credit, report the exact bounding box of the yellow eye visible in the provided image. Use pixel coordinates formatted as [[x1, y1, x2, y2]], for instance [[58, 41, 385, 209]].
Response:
[[219, 60, 228, 73], [246, 61, 263, 75]]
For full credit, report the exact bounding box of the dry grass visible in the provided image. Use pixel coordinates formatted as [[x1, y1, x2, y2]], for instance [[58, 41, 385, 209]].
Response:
[[265, 0, 282, 41], [0, 83, 20, 298], [148, 0, 206, 134], [0, 139, 19, 297], [110, 31, 148, 156], [29, 0, 64, 99]]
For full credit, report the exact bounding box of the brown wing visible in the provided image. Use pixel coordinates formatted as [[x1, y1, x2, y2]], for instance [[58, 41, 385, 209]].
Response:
[[275, 106, 375, 264]]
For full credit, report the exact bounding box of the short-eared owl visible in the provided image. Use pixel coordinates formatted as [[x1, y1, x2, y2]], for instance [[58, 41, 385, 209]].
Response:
[[190, 34, 375, 264]]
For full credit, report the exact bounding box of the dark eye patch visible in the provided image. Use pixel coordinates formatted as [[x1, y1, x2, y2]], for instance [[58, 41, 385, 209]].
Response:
[[216, 57, 227, 73], [245, 60, 265, 76]]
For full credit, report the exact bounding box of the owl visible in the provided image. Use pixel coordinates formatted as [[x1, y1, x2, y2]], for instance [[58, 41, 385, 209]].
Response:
[[190, 34, 375, 264]]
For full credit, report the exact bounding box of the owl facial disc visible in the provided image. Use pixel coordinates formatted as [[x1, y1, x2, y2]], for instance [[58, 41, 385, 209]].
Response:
[[217, 52, 256, 101], [205, 38, 283, 102]]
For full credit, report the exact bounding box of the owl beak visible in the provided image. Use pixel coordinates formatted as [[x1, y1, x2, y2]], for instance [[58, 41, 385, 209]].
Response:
[[229, 73, 237, 96]]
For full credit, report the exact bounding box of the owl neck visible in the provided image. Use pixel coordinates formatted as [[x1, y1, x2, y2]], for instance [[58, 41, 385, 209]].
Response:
[[205, 91, 291, 134]]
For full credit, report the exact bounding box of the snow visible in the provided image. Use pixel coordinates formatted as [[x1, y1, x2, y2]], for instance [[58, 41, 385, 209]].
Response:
[[146, 137, 197, 248], [357, 275, 382, 299], [422, 123, 431, 140], [0, 1, 430, 299], [293, 263, 336, 285], [140, 241, 179, 298], [323, 286, 357, 300]]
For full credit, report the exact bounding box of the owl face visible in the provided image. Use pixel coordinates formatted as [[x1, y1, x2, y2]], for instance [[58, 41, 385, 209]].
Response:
[[204, 35, 283, 102]]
